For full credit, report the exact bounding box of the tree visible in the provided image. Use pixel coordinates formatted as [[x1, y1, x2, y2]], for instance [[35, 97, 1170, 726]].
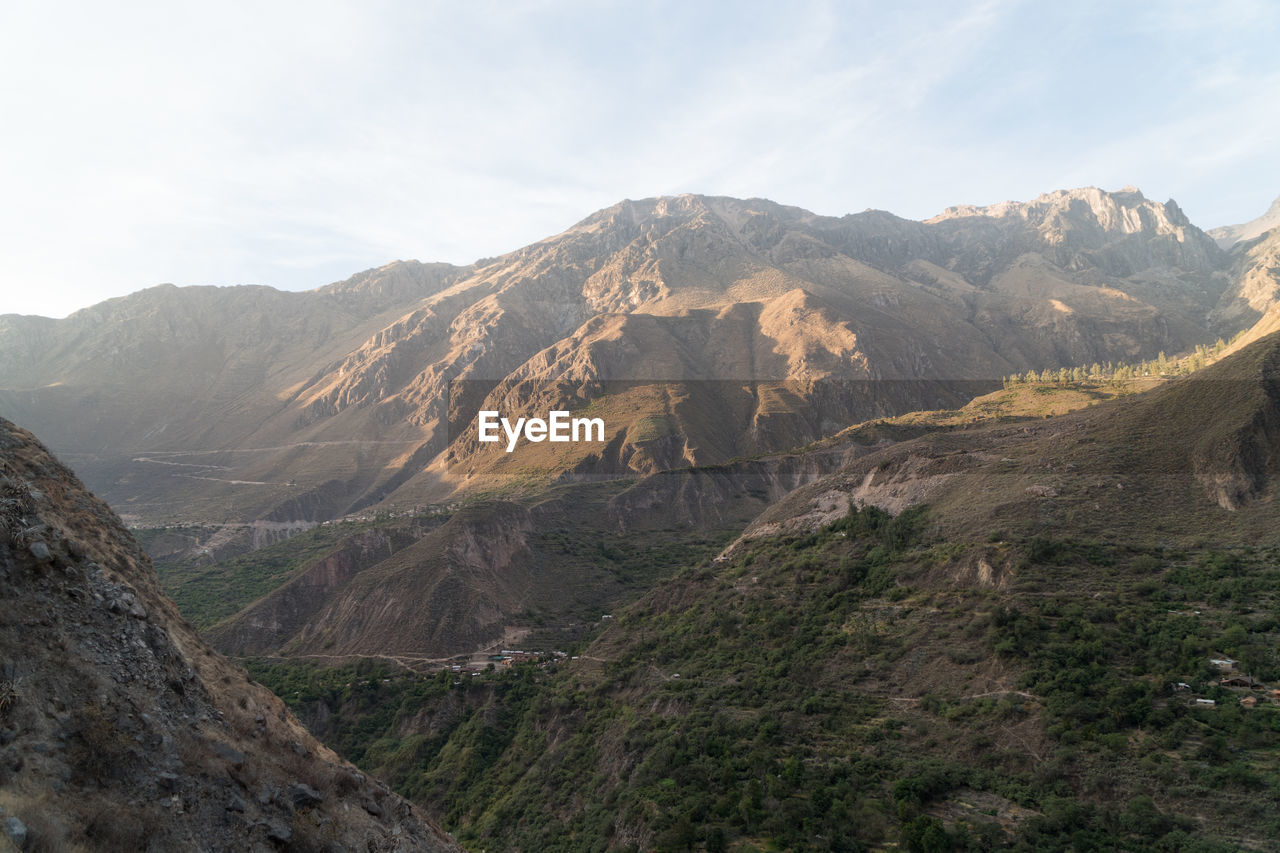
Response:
[[901, 816, 951, 853]]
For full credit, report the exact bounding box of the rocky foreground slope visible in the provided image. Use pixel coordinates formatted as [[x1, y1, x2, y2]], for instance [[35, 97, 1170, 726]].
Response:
[[0, 417, 459, 851]]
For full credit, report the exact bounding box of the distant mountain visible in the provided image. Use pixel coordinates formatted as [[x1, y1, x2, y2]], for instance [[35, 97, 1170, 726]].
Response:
[[4, 186, 1268, 531], [1212, 227, 1280, 341], [1208, 193, 1280, 248], [0, 417, 459, 850]]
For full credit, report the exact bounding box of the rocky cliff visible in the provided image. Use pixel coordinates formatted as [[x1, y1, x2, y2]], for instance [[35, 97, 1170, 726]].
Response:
[[0, 417, 459, 851]]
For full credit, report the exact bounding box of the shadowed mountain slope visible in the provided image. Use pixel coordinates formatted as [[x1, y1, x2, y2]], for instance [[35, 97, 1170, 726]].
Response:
[[0, 417, 460, 851]]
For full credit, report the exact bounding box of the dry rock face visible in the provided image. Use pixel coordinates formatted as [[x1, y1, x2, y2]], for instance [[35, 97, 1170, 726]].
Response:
[[209, 503, 536, 660], [0, 418, 459, 852]]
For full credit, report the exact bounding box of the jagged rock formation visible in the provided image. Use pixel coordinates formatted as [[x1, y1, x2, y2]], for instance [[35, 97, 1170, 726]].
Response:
[[0, 187, 1260, 528], [0, 418, 459, 851]]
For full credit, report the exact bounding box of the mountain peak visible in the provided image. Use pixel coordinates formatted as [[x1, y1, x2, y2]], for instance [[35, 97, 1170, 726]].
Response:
[[923, 185, 1219, 263], [928, 184, 1154, 223], [1209, 192, 1280, 248], [570, 193, 814, 233]]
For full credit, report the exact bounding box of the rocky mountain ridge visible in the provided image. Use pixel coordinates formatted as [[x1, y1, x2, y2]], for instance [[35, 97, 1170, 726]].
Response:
[[2, 186, 1276, 531]]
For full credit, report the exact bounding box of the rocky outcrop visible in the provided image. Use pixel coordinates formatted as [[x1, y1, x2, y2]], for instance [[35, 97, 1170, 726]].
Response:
[[0, 418, 460, 851]]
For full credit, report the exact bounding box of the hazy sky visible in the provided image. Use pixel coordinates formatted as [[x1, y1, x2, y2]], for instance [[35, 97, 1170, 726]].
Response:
[[2, 0, 1278, 318]]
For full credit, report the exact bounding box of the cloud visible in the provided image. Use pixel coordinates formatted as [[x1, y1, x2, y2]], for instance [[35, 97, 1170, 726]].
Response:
[[1, 1, 1277, 317]]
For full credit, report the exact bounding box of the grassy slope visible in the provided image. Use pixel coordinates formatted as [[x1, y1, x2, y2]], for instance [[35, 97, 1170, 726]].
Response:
[[177, 341, 1280, 849]]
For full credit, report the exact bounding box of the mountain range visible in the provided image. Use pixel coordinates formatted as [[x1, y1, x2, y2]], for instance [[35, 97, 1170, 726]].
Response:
[[2, 185, 1280, 850], [257, 327, 1280, 852], [3, 187, 1278, 530], [5, 184, 1280, 671]]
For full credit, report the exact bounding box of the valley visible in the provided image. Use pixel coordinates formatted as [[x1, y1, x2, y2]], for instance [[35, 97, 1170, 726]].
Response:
[[244, 332, 1280, 851], [3, 185, 1280, 851], [6, 1, 1280, 848]]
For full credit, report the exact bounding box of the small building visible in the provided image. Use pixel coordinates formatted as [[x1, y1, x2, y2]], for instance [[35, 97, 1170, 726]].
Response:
[[1241, 696, 1258, 708], [1210, 657, 1238, 669], [1193, 698, 1216, 707], [1221, 675, 1259, 689]]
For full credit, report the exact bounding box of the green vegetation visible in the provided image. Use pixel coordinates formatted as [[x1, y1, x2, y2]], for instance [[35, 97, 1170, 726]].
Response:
[[628, 415, 677, 443], [148, 473, 741, 653], [252, 504, 1280, 851], [1002, 335, 1241, 388], [149, 519, 380, 628], [245, 658, 456, 767], [528, 524, 735, 631]]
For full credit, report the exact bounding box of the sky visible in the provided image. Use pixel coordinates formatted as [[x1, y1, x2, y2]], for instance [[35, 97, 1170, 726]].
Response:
[[1, 0, 1278, 318]]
